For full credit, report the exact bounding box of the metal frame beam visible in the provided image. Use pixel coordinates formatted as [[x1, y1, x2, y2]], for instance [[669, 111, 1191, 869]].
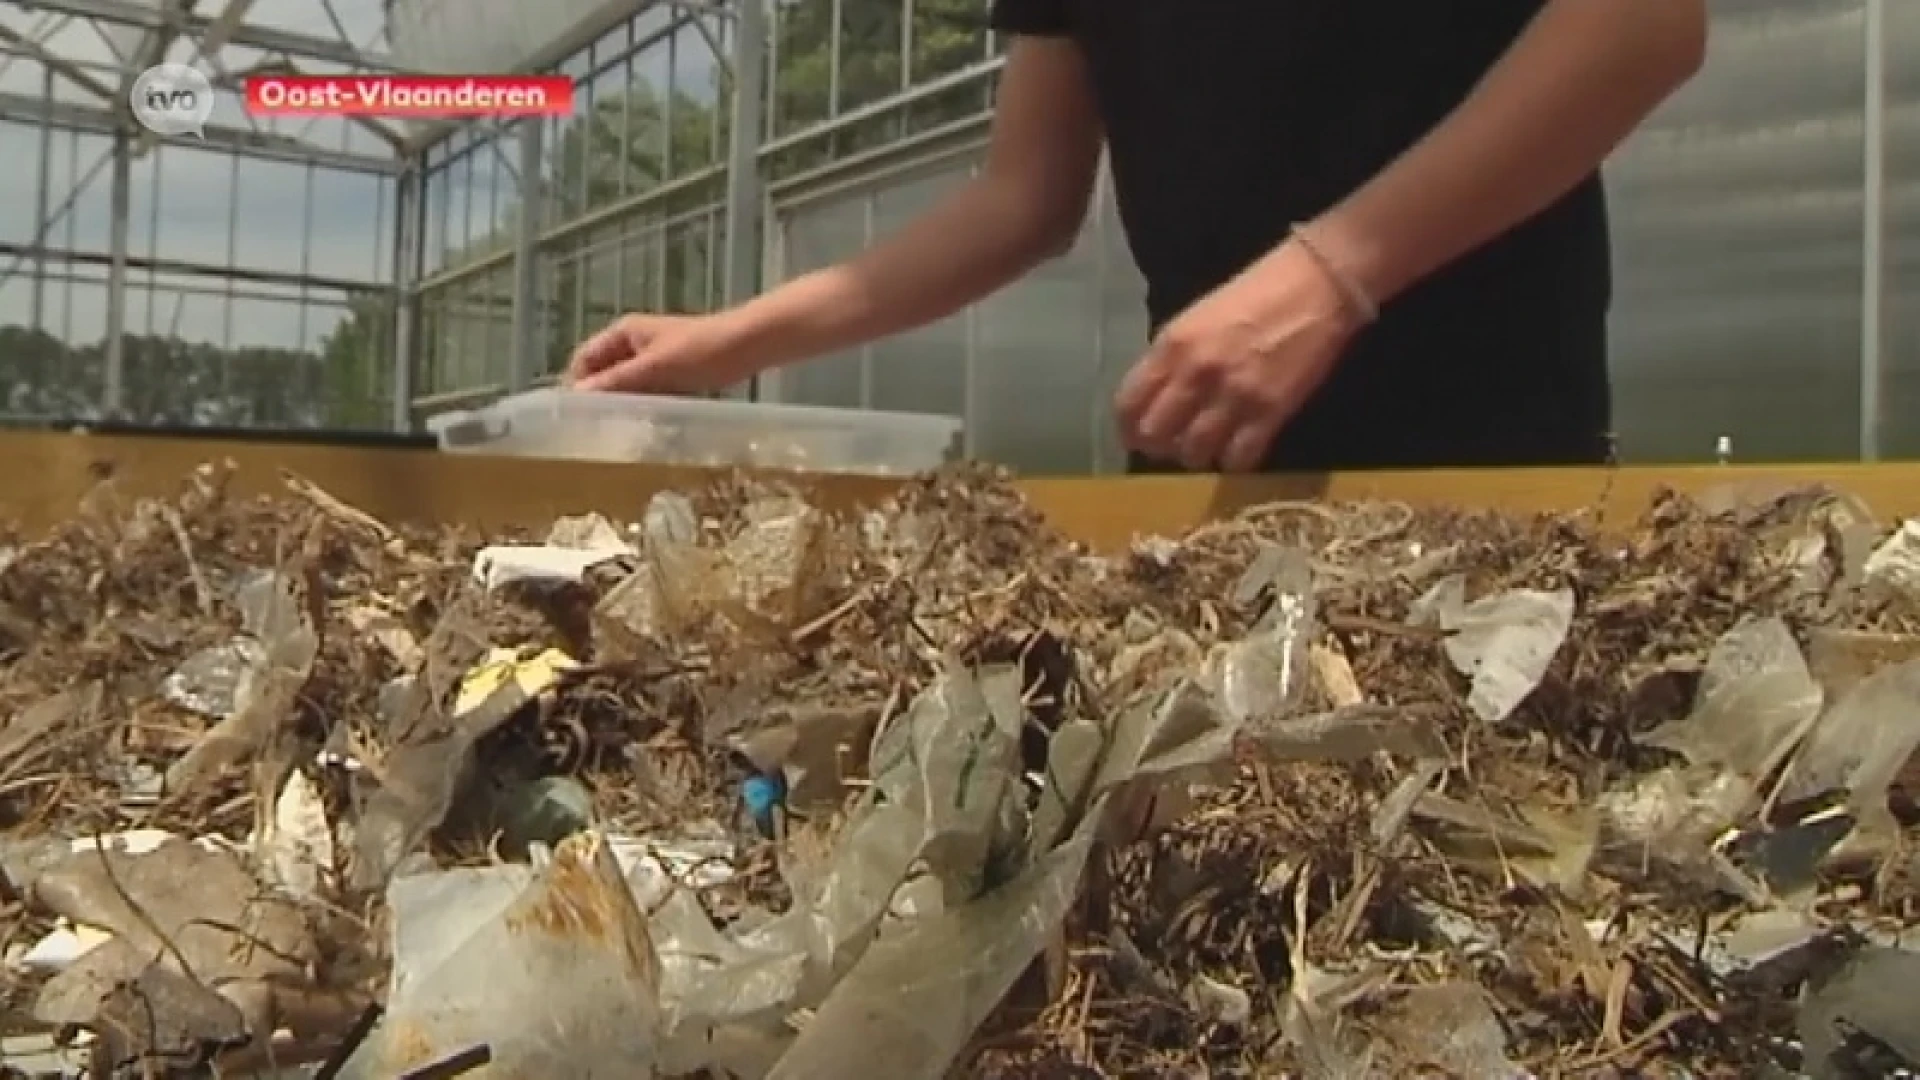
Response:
[[0, 19, 115, 99], [0, 241, 386, 295], [0, 90, 401, 173], [719, 0, 765, 401], [507, 118, 544, 389], [104, 130, 128, 413], [1860, 0, 1886, 460], [10, 0, 405, 70], [721, 0, 764, 307]]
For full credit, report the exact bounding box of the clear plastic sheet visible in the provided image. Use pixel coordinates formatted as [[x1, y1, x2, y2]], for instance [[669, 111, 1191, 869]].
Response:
[[158, 638, 264, 717], [625, 665, 1029, 1072], [1604, 617, 1829, 883], [1413, 575, 1574, 725], [164, 570, 320, 796], [1641, 616, 1824, 780], [1372, 982, 1525, 1078], [1799, 945, 1920, 1078], [1779, 657, 1920, 812], [340, 831, 662, 1078], [763, 831, 1096, 1080], [1213, 545, 1315, 724], [1863, 518, 1920, 595]]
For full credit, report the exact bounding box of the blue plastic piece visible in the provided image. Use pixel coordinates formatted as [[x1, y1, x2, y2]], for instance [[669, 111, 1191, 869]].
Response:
[[741, 772, 786, 837]]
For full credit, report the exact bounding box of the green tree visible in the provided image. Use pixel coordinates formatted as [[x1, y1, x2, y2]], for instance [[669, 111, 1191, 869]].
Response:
[[541, 69, 728, 371], [770, 0, 994, 170], [0, 323, 339, 428], [319, 292, 398, 428]]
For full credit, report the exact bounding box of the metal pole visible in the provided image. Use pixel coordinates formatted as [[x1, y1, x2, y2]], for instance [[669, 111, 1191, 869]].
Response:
[[722, 0, 767, 306], [722, 0, 767, 400], [297, 161, 315, 422], [390, 168, 418, 431], [30, 64, 53, 330], [104, 127, 130, 417], [61, 131, 75, 344], [1860, 0, 1885, 460], [509, 116, 545, 389]]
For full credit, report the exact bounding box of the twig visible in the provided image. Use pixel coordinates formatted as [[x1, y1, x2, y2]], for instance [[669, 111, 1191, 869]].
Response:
[[282, 470, 394, 541], [398, 1043, 492, 1079], [157, 504, 214, 615]]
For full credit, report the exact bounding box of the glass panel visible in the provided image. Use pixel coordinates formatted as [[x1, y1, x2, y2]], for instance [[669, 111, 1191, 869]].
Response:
[[669, 20, 724, 173], [624, 38, 672, 193], [1609, 0, 1867, 461], [623, 218, 666, 312], [973, 219, 1100, 473], [776, 194, 867, 406], [839, 0, 905, 113], [867, 165, 968, 418], [1882, 0, 1920, 454], [773, 0, 833, 136], [910, 0, 989, 84]]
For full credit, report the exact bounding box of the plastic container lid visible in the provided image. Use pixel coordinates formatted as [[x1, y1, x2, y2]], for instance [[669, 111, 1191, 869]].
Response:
[[426, 389, 962, 476]]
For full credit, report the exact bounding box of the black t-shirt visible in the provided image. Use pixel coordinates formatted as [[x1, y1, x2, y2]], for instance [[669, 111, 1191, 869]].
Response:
[[989, 0, 1614, 470]]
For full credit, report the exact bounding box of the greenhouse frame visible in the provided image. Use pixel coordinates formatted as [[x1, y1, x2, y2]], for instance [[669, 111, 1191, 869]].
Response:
[[0, 0, 1915, 469]]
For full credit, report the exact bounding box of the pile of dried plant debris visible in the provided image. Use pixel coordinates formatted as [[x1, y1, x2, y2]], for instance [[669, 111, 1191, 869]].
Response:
[[6, 462, 1920, 1079]]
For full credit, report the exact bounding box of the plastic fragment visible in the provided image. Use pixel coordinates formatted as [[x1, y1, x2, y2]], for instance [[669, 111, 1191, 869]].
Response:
[[351, 633, 576, 890], [1243, 704, 1447, 763], [1413, 792, 1598, 893], [496, 774, 596, 851], [1642, 616, 1824, 780], [1779, 658, 1920, 813], [165, 569, 321, 796], [256, 768, 333, 900], [1413, 575, 1574, 725], [1373, 982, 1525, 1078], [741, 772, 787, 838], [1863, 518, 1920, 595], [608, 822, 737, 911], [472, 544, 628, 591], [342, 830, 662, 1079], [1185, 973, 1253, 1027], [1607, 617, 1828, 866], [1213, 545, 1315, 724], [12, 921, 113, 973], [159, 638, 264, 716], [1799, 944, 1920, 1079], [763, 830, 1096, 1080]]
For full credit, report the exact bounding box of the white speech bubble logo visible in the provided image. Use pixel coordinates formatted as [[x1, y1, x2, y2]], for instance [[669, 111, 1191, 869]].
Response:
[[130, 63, 213, 138]]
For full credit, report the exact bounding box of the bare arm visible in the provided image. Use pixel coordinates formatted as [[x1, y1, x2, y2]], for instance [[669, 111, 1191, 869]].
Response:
[[1309, 0, 1707, 304], [717, 38, 1102, 375]]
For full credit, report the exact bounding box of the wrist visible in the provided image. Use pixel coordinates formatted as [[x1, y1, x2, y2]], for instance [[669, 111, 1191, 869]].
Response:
[[1244, 231, 1368, 343], [706, 303, 786, 378], [1301, 204, 1410, 308], [1285, 222, 1379, 327]]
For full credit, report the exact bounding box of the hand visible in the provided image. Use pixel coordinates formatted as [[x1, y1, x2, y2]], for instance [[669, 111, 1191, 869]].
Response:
[[565, 312, 751, 393], [1114, 238, 1366, 471]]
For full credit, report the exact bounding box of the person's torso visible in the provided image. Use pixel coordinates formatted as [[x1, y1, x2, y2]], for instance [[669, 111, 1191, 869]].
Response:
[[1056, 1, 1615, 467]]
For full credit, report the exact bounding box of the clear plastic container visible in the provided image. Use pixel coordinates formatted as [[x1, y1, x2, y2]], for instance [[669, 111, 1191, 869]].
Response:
[[426, 389, 962, 476]]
